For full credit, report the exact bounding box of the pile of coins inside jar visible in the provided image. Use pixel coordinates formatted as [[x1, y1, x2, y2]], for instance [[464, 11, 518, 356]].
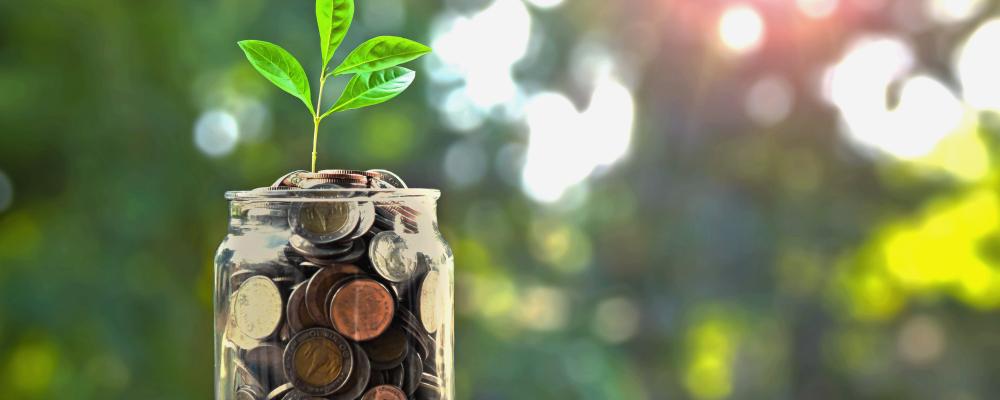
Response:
[[221, 169, 448, 400]]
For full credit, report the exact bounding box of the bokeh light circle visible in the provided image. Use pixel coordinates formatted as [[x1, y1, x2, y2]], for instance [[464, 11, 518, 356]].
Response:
[[444, 139, 488, 188], [796, 0, 838, 19], [744, 75, 795, 126], [926, 0, 986, 24], [718, 5, 765, 55], [194, 110, 239, 158]]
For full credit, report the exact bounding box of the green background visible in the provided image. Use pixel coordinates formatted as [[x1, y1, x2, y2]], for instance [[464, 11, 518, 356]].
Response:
[[2, 0, 1000, 399]]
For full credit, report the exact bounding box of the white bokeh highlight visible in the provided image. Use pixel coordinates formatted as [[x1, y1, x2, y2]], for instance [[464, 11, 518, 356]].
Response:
[[521, 72, 635, 203], [194, 110, 240, 158], [797, 0, 839, 19], [926, 0, 986, 24], [718, 5, 765, 55], [826, 37, 964, 159], [428, 0, 532, 119], [956, 19, 1000, 112], [745, 75, 795, 127]]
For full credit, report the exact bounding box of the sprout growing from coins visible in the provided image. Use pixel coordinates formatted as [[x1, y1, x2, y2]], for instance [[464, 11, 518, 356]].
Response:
[[238, 0, 431, 172]]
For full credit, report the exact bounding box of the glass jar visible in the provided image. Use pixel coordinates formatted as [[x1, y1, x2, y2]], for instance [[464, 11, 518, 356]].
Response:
[[214, 188, 454, 400]]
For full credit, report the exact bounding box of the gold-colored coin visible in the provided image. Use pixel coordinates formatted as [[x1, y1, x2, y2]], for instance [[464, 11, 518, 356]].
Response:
[[283, 328, 354, 396], [294, 337, 343, 386]]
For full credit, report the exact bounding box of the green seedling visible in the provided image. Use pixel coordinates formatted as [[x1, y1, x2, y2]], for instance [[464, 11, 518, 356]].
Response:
[[238, 0, 431, 172]]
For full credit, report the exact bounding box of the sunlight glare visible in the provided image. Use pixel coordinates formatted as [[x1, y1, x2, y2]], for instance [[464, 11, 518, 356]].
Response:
[[521, 73, 635, 203], [955, 19, 1000, 111], [827, 37, 963, 159]]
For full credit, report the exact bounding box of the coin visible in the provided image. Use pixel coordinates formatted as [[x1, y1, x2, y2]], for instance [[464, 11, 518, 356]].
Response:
[[305, 264, 363, 325], [290, 202, 359, 244], [367, 169, 408, 188], [283, 328, 354, 396], [223, 306, 260, 350], [329, 278, 396, 342], [367, 364, 405, 389], [281, 390, 325, 400], [266, 383, 295, 400], [397, 308, 434, 360], [289, 234, 354, 259], [349, 202, 377, 240], [369, 231, 419, 283], [272, 170, 309, 188], [417, 270, 444, 334], [362, 385, 407, 400], [234, 276, 284, 340], [415, 381, 443, 400], [236, 385, 266, 400], [401, 349, 423, 396], [287, 283, 318, 333], [244, 343, 287, 391], [305, 239, 366, 266], [362, 321, 409, 370], [327, 343, 371, 400]]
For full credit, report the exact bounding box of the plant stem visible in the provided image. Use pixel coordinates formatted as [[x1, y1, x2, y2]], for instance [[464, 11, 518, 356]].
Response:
[[311, 72, 329, 172]]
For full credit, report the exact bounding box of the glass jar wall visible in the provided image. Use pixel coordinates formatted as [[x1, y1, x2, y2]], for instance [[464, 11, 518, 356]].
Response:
[[214, 189, 453, 400]]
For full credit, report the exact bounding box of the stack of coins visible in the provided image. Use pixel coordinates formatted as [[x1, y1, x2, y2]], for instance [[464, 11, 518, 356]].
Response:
[[224, 170, 446, 400]]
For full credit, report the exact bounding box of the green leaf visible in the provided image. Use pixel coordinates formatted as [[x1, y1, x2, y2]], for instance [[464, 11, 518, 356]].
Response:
[[324, 66, 416, 116], [238, 40, 315, 114], [316, 0, 354, 72], [332, 36, 431, 76]]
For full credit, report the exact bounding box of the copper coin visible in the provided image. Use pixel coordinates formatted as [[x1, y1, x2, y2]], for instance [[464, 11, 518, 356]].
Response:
[[362, 385, 407, 400], [362, 321, 409, 370], [304, 264, 363, 325], [287, 283, 318, 333], [283, 328, 354, 396], [233, 276, 284, 340], [329, 278, 396, 342], [327, 342, 371, 400], [290, 202, 359, 244]]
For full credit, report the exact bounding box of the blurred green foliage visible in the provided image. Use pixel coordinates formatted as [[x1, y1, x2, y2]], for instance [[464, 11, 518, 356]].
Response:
[[2, 0, 1000, 399]]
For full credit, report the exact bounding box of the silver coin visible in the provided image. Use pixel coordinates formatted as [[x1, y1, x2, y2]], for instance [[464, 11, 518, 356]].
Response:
[[367, 169, 407, 188], [289, 202, 360, 244], [272, 170, 310, 188], [368, 231, 419, 283], [233, 276, 284, 340], [267, 383, 295, 400], [225, 297, 262, 350], [327, 343, 371, 400], [417, 270, 445, 334], [237, 385, 266, 400], [348, 201, 376, 240], [282, 390, 325, 400], [289, 234, 354, 258]]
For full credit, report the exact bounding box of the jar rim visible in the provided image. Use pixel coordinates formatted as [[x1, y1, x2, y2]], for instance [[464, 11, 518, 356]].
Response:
[[225, 188, 441, 202]]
